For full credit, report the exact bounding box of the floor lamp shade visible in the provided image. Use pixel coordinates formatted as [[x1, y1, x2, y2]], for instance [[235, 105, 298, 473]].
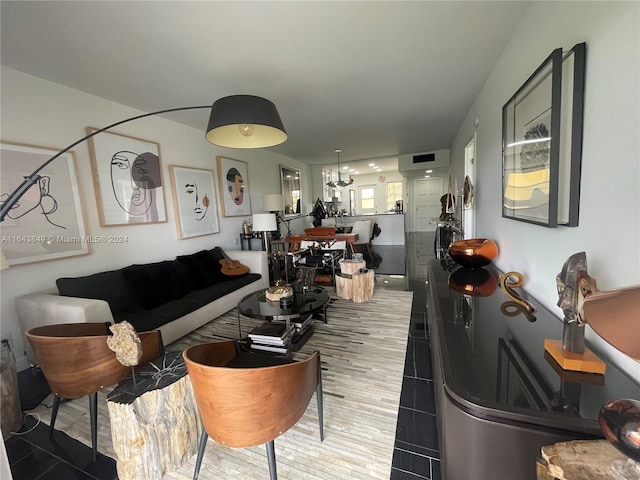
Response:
[[252, 213, 277, 232], [263, 194, 284, 212], [205, 95, 287, 148]]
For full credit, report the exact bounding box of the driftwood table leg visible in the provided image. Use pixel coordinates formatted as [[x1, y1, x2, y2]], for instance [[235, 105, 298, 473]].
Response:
[[336, 260, 366, 300], [353, 269, 375, 303], [107, 363, 202, 480]]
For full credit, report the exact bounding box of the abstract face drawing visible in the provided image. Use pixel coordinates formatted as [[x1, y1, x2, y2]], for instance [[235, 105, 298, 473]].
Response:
[[184, 182, 209, 221], [0, 175, 65, 229], [226, 167, 244, 206], [110, 151, 161, 218]]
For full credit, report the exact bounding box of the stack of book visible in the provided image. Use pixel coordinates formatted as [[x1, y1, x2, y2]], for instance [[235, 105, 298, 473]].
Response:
[[248, 321, 295, 354], [292, 315, 313, 334]]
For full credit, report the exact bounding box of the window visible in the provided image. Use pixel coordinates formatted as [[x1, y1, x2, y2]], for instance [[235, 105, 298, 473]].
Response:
[[359, 186, 376, 213], [386, 182, 403, 211]]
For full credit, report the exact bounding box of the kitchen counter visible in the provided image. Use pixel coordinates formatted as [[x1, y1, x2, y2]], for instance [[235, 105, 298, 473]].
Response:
[[322, 213, 405, 245], [427, 259, 640, 480]]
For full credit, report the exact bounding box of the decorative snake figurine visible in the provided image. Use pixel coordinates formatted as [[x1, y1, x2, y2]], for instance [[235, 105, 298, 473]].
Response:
[[499, 271, 537, 322]]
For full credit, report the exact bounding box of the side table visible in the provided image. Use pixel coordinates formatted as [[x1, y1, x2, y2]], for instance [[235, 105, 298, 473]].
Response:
[[239, 232, 263, 251], [536, 439, 631, 480], [106, 352, 202, 480], [336, 260, 375, 303]]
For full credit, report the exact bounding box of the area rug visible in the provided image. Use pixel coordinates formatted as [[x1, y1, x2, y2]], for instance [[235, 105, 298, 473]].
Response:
[[27, 288, 412, 479]]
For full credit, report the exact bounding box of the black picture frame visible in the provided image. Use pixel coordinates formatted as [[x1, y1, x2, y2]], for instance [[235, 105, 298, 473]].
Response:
[[502, 43, 585, 227]]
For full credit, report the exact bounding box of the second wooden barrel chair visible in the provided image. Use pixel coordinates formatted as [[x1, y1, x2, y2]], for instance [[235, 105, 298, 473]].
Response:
[[183, 340, 324, 480]]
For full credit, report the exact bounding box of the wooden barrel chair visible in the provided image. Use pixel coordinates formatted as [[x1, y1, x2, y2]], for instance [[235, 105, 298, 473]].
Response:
[[25, 322, 163, 461], [183, 340, 324, 480]]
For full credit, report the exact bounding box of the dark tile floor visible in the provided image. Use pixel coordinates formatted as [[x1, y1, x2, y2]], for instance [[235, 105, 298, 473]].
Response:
[[376, 233, 441, 480], [5, 232, 440, 480], [4, 414, 117, 480], [388, 280, 441, 480]]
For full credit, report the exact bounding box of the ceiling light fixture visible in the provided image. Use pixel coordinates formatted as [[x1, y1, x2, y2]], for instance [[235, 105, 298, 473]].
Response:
[[326, 149, 353, 188]]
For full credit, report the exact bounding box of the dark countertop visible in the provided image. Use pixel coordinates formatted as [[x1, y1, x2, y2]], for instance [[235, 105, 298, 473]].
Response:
[[427, 259, 640, 435]]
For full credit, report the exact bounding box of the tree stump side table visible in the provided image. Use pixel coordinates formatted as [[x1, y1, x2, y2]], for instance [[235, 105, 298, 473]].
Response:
[[352, 269, 375, 303], [106, 351, 202, 480], [336, 260, 374, 302], [536, 439, 632, 480], [336, 260, 365, 299]]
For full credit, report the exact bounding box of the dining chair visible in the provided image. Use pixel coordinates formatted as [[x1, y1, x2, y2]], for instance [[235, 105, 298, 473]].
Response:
[[25, 322, 163, 461], [350, 219, 374, 258], [183, 340, 324, 480]]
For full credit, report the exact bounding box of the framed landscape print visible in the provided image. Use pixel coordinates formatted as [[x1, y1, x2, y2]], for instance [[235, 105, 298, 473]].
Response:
[[216, 156, 252, 217], [0, 142, 89, 265], [87, 128, 167, 226], [169, 165, 219, 239]]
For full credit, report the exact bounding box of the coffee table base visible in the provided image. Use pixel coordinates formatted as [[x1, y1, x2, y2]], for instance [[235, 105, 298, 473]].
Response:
[[290, 325, 314, 351]]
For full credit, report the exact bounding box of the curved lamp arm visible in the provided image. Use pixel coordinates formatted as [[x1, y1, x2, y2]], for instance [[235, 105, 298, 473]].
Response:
[[1, 94, 288, 223], [0, 105, 210, 223]]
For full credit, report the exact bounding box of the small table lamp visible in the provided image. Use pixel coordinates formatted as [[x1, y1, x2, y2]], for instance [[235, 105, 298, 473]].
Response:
[[252, 213, 277, 251]]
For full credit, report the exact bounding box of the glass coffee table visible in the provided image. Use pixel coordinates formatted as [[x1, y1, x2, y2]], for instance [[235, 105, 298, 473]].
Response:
[[237, 286, 330, 351]]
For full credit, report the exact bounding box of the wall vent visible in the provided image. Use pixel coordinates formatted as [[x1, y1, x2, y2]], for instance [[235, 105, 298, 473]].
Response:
[[413, 153, 435, 163]]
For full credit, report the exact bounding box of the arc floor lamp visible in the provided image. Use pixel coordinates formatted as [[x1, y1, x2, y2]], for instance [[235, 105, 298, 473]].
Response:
[[0, 94, 287, 222]]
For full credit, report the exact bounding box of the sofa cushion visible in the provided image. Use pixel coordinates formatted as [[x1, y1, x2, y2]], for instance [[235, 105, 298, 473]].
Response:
[[113, 274, 260, 333], [122, 260, 192, 310], [112, 310, 169, 333], [176, 250, 220, 288], [184, 273, 262, 306], [148, 298, 204, 322], [57, 269, 141, 315]]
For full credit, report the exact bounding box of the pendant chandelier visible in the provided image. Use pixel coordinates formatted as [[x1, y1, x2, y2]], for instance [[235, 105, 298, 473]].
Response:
[[326, 149, 353, 188]]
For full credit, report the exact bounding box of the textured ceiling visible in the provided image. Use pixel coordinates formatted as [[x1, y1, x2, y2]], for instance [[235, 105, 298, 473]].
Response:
[[1, 1, 528, 172]]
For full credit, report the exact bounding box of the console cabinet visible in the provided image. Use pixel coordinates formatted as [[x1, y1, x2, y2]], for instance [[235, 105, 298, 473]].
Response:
[[426, 260, 640, 480]]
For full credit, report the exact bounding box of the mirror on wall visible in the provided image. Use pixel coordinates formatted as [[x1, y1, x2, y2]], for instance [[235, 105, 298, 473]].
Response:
[[280, 165, 301, 215]]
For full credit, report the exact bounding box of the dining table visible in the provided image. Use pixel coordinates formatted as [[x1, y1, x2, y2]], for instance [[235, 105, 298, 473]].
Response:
[[285, 233, 359, 251]]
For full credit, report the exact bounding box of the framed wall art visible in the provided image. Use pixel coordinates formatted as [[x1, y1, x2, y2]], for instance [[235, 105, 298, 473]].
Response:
[[0, 142, 89, 265], [169, 165, 219, 239], [87, 128, 167, 226], [216, 156, 252, 217], [502, 42, 585, 228]]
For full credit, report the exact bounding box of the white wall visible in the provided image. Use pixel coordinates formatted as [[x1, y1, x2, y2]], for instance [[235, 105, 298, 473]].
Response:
[[449, 2, 639, 378], [351, 170, 405, 215], [0, 67, 309, 370]]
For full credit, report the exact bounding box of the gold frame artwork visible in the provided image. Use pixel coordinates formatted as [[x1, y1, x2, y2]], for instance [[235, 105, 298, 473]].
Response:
[[0, 141, 90, 265], [87, 128, 168, 226], [216, 156, 252, 217]]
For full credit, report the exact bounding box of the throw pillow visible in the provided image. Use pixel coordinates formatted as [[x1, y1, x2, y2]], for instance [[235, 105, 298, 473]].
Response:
[[176, 250, 219, 289], [122, 261, 191, 310], [122, 263, 170, 310], [57, 270, 140, 315]]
